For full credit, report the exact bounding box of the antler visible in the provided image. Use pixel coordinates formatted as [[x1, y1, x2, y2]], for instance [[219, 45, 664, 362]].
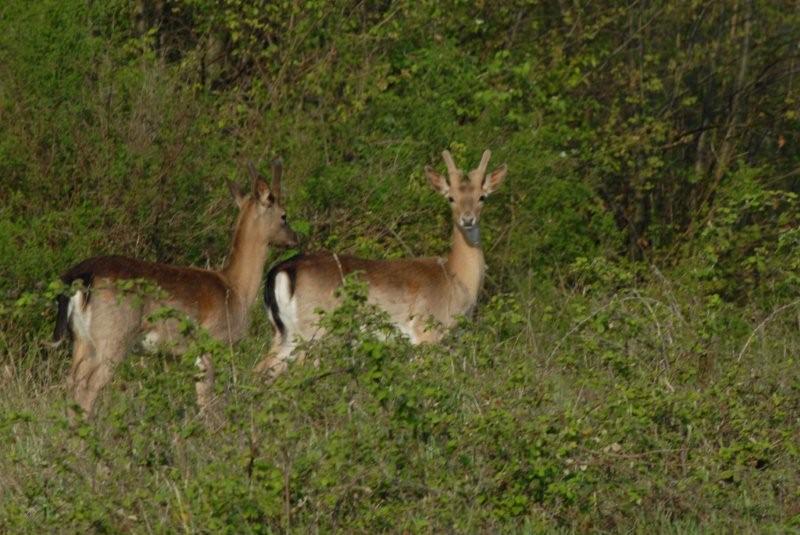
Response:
[[246, 160, 261, 196], [442, 150, 459, 176], [246, 160, 260, 180], [477, 149, 492, 176], [271, 158, 283, 201]]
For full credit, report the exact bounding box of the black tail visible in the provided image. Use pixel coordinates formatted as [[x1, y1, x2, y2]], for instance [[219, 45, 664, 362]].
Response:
[[264, 254, 302, 337], [53, 294, 71, 343], [52, 270, 94, 344]]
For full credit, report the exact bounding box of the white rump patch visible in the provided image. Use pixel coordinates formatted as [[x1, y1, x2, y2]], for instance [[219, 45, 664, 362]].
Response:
[[274, 271, 299, 349], [398, 321, 417, 344], [69, 291, 93, 343]]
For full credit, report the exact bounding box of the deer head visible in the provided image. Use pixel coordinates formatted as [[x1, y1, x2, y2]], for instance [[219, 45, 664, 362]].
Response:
[[424, 149, 507, 246], [227, 159, 298, 247]]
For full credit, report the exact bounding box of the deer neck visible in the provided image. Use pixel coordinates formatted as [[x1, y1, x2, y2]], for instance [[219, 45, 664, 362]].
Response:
[[221, 215, 269, 316], [445, 224, 485, 307]]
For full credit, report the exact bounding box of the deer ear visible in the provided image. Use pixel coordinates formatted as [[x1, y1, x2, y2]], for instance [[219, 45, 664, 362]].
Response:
[[425, 166, 449, 196], [253, 178, 272, 204], [227, 180, 245, 208], [246, 161, 273, 204], [483, 164, 507, 194]]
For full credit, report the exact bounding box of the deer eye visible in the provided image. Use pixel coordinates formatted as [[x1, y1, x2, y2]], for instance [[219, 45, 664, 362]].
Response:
[[479, 194, 486, 202], [447, 196, 455, 203]]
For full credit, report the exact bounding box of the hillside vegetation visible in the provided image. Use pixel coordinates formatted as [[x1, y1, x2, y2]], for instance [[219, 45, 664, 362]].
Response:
[[1, 1, 799, 532]]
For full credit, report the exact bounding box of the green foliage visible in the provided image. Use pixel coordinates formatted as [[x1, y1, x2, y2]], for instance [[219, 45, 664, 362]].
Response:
[[1, 0, 799, 532], [4, 269, 799, 531], [692, 168, 800, 302]]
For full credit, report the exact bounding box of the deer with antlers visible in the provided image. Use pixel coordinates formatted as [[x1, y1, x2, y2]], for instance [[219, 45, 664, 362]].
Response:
[[53, 160, 297, 418], [254, 149, 507, 378]]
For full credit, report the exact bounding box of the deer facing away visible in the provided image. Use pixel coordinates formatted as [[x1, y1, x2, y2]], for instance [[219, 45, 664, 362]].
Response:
[[254, 149, 507, 378], [53, 160, 297, 418]]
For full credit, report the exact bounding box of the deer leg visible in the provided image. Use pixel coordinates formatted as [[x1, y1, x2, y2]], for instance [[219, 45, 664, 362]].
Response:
[[409, 316, 443, 345], [256, 356, 288, 379], [67, 336, 95, 421], [73, 358, 112, 418], [253, 329, 283, 374], [71, 335, 128, 419], [67, 336, 92, 392], [254, 335, 298, 381], [194, 354, 216, 416]]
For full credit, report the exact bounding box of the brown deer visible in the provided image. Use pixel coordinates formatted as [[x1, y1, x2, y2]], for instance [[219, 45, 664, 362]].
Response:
[[254, 149, 507, 378], [53, 160, 297, 418]]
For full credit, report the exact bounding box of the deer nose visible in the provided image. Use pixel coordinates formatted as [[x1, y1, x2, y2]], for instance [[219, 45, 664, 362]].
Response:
[[460, 215, 476, 227]]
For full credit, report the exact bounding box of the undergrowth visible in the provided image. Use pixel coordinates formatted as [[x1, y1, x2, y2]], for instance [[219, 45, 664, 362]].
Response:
[[2, 0, 799, 532]]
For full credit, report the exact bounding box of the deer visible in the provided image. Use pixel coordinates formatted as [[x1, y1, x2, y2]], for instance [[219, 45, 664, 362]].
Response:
[[52, 159, 298, 418], [254, 149, 507, 378]]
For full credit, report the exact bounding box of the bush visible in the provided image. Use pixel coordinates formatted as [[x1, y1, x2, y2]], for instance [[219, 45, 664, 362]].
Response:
[[1, 0, 799, 531]]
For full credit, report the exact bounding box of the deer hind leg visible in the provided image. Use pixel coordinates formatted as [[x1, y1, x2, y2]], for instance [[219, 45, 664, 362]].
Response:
[[253, 329, 307, 381], [67, 336, 96, 418], [71, 332, 129, 419], [255, 269, 310, 380], [70, 292, 139, 419], [408, 315, 444, 345]]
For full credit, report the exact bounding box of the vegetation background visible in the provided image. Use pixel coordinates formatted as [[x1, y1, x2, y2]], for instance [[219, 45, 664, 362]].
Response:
[[1, 0, 799, 532]]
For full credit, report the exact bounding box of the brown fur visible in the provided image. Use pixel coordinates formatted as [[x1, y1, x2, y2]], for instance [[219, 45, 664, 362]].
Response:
[[62, 256, 231, 325], [57, 161, 297, 418], [255, 149, 507, 378]]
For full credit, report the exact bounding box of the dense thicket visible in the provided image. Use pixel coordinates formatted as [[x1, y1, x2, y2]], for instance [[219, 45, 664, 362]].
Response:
[[3, 0, 798, 296], [1, 1, 799, 532]]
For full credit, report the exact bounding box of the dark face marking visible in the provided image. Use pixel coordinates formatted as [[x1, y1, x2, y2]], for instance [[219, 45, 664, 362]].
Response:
[[444, 177, 486, 246], [427, 149, 506, 247]]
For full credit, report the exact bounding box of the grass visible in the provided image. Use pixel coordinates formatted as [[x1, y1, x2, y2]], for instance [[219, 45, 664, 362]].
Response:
[[2, 272, 799, 532]]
